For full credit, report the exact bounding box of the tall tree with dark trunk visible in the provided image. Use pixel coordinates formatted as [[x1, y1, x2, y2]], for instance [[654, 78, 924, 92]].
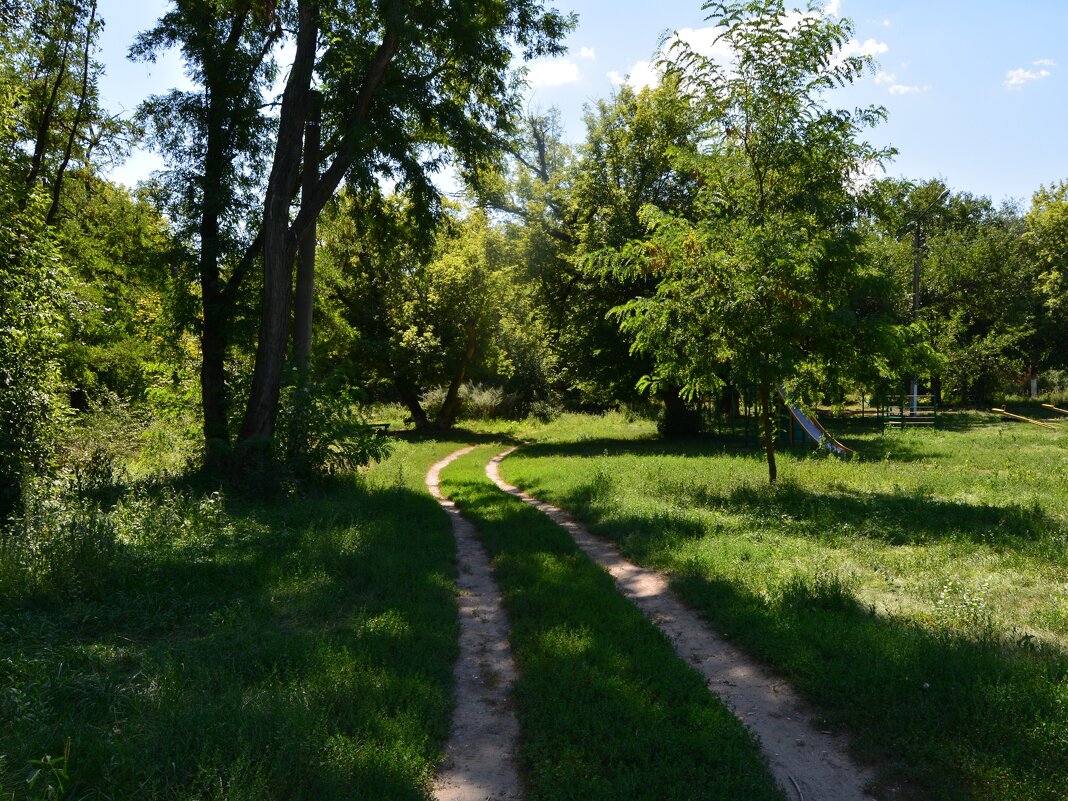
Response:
[[238, 0, 321, 443], [134, 1, 282, 454], [137, 0, 571, 456], [237, 0, 573, 443]]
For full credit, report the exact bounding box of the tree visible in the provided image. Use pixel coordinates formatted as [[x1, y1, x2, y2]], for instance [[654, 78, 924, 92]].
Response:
[[136, 0, 572, 461], [134, 0, 282, 456], [236, 0, 572, 444], [613, 0, 895, 482], [1027, 180, 1068, 371], [0, 11, 68, 519], [569, 77, 705, 433], [320, 196, 512, 429], [862, 179, 1049, 404], [485, 83, 707, 432], [54, 172, 185, 408]]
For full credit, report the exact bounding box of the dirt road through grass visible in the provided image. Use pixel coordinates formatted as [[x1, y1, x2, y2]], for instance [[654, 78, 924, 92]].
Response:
[[428, 447, 523, 801], [488, 447, 876, 801]]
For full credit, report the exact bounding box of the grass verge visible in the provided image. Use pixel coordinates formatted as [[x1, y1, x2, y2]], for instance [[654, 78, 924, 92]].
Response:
[[499, 412, 1068, 801], [0, 438, 469, 800], [439, 445, 784, 801]]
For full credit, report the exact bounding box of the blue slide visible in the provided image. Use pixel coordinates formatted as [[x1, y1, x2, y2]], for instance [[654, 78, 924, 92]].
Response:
[[777, 387, 853, 457]]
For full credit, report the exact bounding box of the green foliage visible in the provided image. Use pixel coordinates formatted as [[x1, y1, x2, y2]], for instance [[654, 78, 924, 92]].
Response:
[[1026, 180, 1068, 368], [616, 0, 897, 399], [564, 78, 703, 407], [279, 375, 392, 478], [863, 179, 1053, 404], [421, 382, 505, 421], [0, 196, 70, 522], [0, 1, 187, 521], [54, 172, 187, 404], [320, 195, 548, 426], [1029, 180, 1068, 312]]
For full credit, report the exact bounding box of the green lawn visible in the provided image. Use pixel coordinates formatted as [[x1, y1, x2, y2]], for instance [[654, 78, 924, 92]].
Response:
[[0, 438, 469, 800], [498, 411, 1068, 801], [5, 411, 1066, 801], [440, 446, 783, 801]]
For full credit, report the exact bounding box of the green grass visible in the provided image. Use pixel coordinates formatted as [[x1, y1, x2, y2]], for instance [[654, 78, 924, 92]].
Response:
[[0, 437, 470, 800], [498, 411, 1068, 801], [439, 445, 784, 801]]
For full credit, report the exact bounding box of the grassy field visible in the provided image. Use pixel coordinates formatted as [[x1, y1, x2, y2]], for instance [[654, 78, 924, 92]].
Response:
[[499, 411, 1068, 801], [5, 409, 1067, 800], [440, 446, 783, 801], [0, 437, 471, 800]]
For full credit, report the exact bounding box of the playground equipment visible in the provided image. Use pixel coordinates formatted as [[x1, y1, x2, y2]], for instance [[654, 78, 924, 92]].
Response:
[[778, 387, 854, 457], [992, 408, 1060, 431], [880, 393, 938, 429], [700, 387, 854, 457], [1042, 403, 1068, 416]]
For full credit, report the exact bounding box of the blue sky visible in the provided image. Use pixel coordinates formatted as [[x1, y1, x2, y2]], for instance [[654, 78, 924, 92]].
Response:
[[97, 0, 1066, 206]]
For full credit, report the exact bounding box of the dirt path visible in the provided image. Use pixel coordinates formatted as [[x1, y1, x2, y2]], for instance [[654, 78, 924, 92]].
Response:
[[487, 448, 877, 801], [428, 448, 523, 801]]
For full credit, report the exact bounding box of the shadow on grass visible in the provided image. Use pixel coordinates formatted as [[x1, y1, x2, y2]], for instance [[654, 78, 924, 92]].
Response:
[[517, 430, 1058, 550], [0, 476, 458, 800], [499, 467, 1068, 801], [440, 467, 784, 801], [665, 480, 1058, 547], [518, 427, 953, 467], [390, 426, 522, 446], [666, 567, 1068, 801]]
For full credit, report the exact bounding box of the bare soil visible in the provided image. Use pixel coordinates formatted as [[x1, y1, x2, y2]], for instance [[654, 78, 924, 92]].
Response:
[[488, 447, 877, 801], [428, 448, 523, 801]]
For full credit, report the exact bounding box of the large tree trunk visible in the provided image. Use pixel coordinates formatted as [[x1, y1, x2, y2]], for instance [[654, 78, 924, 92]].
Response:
[[238, 0, 320, 443], [200, 286, 230, 450], [759, 380, 777, 485], [239, 9, 401, 444], [395, 380, 430, 429], [660, 387, 701, 437], [435, 324, 478, 428], [293, 89, 321, 377]]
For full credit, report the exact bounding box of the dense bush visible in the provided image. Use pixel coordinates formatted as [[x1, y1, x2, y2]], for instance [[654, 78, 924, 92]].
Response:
[[278, 376, 392, 477], [419, 381, 561, 422]]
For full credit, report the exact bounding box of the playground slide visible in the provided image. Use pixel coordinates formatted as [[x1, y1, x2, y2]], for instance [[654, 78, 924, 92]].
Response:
[[777, 387, 854, 457]]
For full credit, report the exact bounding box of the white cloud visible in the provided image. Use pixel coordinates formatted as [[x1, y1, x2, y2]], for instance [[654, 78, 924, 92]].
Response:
[[823, 0, 841, 16], [607, 25, 731, 91], [840, 37, 889, 59], [1004, 62, 1053, 90], [888, 83, 929, 95], [579, 46, 596, 60], [526, 58, 581, 87], [610, 17, 887, 94], [874, 70, 895, 84], [607, 60, 660, 91], [1033, 58, 1055, 67]]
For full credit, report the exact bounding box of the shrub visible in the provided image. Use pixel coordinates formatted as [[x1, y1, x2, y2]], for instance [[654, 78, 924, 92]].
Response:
[[279, 375, 391, 477], [0, 475, 118, 600]]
